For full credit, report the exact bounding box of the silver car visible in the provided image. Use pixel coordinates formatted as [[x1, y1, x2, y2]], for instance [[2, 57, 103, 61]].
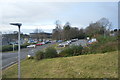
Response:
[[27, 44, 36, 48]]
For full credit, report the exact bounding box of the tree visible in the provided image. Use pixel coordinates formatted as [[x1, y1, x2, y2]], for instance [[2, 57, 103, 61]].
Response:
[[55, 20, 62, 29], [52, 21, 86, 40], [97, 17, 111, 37], [85, 22, 104, 37], [85, 18, 111, 37], [63, 22, 71, 40], [52, 20, 62, 40], [33, 28, 44, 41], [78, 28, 86, 39]]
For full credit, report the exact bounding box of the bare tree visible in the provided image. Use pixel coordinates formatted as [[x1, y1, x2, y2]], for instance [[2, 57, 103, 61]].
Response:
[[52, 21, 85, 40], [52, 20, 62, 40], [63, 22, 71, 40], [33, 28, 44, 41], [55, 20, 62, 29], [97, 17, 111, 37]]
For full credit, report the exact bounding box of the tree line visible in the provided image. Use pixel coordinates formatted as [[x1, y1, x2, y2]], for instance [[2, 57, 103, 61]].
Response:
[[52, 18, 112, 40]]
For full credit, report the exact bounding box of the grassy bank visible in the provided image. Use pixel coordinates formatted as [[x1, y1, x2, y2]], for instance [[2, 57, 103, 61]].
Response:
[[2, 51, 118, 78]]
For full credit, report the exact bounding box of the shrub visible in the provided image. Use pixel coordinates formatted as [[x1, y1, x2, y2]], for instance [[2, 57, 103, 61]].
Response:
[[59, 45, 83, 57], [35, 51, 44, 60], [2, 45, 12, 52], [2, 43, 31, 52], [82, 37, 118, 54], [44, 47, 57, 58], [98, 42, 118, 53], [96, 35, 117, 44], [21, 43, 31, 48], [70, 45, 83, 56], [2, 45, 18, 52], [59, 47, 73, 57], [82, 46, 91, 54]]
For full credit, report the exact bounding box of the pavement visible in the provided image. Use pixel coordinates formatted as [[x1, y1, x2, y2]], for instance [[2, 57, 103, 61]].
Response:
[[2, 42, 56, 69]]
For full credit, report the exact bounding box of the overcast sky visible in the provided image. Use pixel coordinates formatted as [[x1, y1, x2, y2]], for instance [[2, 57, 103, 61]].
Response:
[[0, 0, 118, 34]]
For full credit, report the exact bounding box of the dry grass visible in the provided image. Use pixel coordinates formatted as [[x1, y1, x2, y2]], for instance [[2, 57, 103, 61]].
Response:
[[2, 51, 118, 78]]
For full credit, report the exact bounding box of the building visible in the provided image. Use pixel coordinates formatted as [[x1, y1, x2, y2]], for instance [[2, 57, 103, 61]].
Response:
[[29, 32, 52, 42], [2, 32, 30, 45]]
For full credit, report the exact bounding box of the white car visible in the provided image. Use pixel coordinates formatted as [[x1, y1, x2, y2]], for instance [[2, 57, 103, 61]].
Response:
[[27, 45, 36, 48], [42, 42, 45, 44], [67, 40, 72, 44], [58, 42, 69, 47], [88, 38, 97, 44]]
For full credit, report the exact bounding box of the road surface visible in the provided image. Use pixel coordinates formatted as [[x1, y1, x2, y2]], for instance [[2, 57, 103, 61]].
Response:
[[2, 42, 56, 69], [70, 39, 87, 47], [2, 39, 88, 69]]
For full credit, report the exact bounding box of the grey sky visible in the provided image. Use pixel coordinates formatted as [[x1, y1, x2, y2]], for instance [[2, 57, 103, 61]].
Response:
[[0, 0, 119, 34]]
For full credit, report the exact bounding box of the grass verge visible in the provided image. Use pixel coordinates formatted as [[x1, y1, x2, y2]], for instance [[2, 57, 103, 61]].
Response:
[[2, 51, 118, 78]]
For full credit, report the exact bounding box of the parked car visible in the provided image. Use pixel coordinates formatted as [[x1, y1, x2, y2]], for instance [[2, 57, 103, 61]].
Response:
[[27, 45, 36, 48], [66, 40, 72, 44], [57, 40, 63, 43], [45, 41, 51, 44], [88, 38, 97, 44], [58, 42, 69, 47], [41, 42, 45, 44], [36, 42, 45, 46], [71, 39, 78, 42]]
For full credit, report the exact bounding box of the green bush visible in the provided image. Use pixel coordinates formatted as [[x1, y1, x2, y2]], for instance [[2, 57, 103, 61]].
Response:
[[82, 35, 118, 54], [98, 42, 118, 53], [35, 50, 44, 60], [82, 46, 91, 54], [21, 43, 31, 48], [2, 45, 18, 52], [44, 47, 57, 58], [96, 35, 117, 44], [2, 45, 13, 52], [59, 47, 73, 57], [2, 43, 31, 52], [70, 45, 83, 56], [59, 45, 83, 57]]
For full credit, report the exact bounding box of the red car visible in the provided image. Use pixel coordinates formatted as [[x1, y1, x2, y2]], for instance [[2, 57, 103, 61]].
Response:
[[36, 42, 45, 46]]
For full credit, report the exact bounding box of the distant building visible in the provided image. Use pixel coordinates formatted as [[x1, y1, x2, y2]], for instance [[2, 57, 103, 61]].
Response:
[[2, 33, 18, 45], [2, 32, 30, 45], [29, 32, 52, 41]]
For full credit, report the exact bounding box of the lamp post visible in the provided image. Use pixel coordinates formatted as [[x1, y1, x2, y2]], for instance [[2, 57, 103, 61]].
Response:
[[10, 23, 22, 80]]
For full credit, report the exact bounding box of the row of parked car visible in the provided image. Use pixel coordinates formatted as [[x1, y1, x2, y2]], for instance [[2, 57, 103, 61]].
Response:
[[58, 39, 78, 47], [27, 39, 79, 48], [27, 40, 52, 48]]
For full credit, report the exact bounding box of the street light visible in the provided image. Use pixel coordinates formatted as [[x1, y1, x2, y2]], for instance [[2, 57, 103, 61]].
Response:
[[10, 23, 22, 80]]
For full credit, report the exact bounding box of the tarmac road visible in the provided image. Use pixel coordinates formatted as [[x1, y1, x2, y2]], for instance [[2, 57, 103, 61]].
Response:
[[2, 39, 88, 69], [2, 42, 56, 69], [70, 39, 87, 47]]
